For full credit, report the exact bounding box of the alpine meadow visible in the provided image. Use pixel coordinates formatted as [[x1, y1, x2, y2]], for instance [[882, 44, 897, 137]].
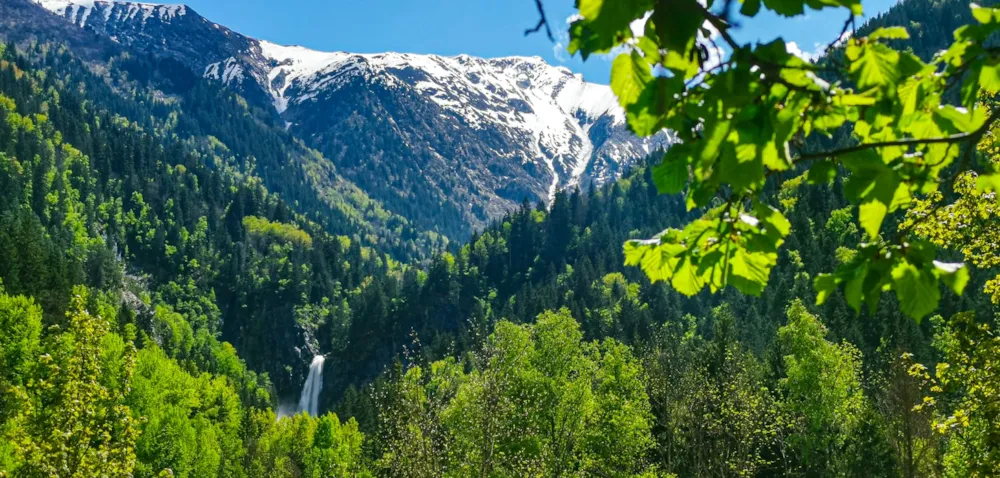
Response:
[[1, 0, 1000, 475]]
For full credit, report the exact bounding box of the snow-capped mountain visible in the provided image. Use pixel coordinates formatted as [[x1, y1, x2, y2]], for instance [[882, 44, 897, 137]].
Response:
[[30, 0, 672, 240], [258, 44, 668, 197]]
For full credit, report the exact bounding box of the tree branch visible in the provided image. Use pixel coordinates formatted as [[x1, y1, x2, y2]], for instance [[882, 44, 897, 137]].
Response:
[[694, 1, 741, 51], [525, 0, 554, 42], [896, 109, 998, 236], [824, 14, 855, 57], [796, 109, 999, 162], [694, 0, 840, 74]]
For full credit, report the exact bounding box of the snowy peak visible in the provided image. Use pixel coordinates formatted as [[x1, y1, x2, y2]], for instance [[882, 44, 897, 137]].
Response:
[[258, 46, 625, 126], [258, 41, 368, 113], [29, 0, 672, 240], [33, 0, 275, 105], [253, 42, 643, 196], [35, 0, 187, 27]]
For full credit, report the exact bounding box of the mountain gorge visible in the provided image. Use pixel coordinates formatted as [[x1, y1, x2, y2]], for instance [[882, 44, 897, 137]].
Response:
[[32, 0, 671, 242]]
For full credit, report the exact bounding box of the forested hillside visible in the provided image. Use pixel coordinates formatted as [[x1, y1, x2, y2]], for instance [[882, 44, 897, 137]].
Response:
[[27, 0, 672, 245], [0, 0, 999, 475], [0, 31, 426, 393], [0, 0, 449, 261]]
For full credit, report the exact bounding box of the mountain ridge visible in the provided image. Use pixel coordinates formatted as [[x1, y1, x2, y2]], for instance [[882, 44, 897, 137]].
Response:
[[31, 0, 672, 242]]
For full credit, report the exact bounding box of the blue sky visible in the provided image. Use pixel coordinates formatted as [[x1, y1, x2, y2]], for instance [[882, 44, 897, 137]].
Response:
[[178, 0, 902, 84]]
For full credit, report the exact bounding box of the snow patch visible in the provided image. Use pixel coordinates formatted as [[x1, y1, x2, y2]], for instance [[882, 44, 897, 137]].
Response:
[[256, 41, 658, 200], [203, 57, 245, 85], [35, 0, 670, 202], [33, 0, 187, 26]]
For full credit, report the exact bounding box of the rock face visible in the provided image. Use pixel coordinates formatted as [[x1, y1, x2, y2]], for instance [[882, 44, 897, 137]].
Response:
[[32, 0, 673, 240]]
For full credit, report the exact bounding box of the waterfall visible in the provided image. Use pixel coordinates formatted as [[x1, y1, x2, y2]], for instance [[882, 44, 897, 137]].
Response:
[[297, 355, 325, 417]]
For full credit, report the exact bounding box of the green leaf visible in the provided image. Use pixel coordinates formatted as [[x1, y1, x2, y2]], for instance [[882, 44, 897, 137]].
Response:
[[635, 36, 662, 64], [577, 0, 652, 39], [842, 150, 905, 237], [835, 93, 878, 106], [662, 50, 700, 79], [847, 43, 899, 90], [611, 52, 652, 110], [814, 273, 838, 305], [728, 250, 772, 296], [761, 140, 788, 171], [891, 262, 940, 320], [867, 27, 910, 41], [755, 203, 792, 238], [799, 0, 862, 15], [626, 204, 788, 298], [741, 0, 762, 16], [979, 57, 1000, 93], [960, 59, 984, 107], [976, 173, 1000, 192], [651, 0, 704, 52], [846, 43, 923, 92], [762, 0, 808, 17], [814, 242, 970, 321], [718, 141, 764, 192], [686, 182, 717, 210], [813, 244, 891, 315], [807, 160, 837, 184], [568, 21, 609, 60], [670, 257, 704, 296], [811, 110, 850, 133], [843, 265, 867, 313], [933, 105, 985, 133], [625, 238, 660, 271], [858, 200, 889, 239], [935, 261, 970, 296], [625, 233, 687, 284], [971, 3, 1000, 24], [652, 150, 689, 194], [700, 119, 733, 164], [626, 76, 682, 136]]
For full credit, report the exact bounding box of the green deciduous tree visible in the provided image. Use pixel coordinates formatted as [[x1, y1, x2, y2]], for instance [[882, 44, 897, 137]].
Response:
[[378, 309, 655, 477], [644, 307, 788, 477], [0, 288, 43, 472], [127, 343, 247, 478], [778, 300, 865, 475], [247, 409, 369, 478], [15, 287, 140, 478], [912, 312, 1000, 477], [903, 156, 1000, 304]]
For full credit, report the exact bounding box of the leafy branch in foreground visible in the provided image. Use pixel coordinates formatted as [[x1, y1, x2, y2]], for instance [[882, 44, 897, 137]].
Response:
[[567, 0, 1000, 319]]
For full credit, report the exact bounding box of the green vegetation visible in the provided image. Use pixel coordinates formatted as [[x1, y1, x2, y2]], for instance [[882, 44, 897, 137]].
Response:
[[1, 0, 1000, 475], [574, 0, 999, 320], [375, 309, 654, 477], [243, 216, 314, 248]]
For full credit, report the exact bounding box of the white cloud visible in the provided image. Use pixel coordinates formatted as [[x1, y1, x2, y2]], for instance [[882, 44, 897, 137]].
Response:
[[785, 41, 822, 63], [553, 31, 570, 63], [786, 30, 853, 63], [551, 14, 581, 63]]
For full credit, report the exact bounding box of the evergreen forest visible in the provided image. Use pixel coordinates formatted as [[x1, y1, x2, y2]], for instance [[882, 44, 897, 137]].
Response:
[[1, 0, 1000, 476]]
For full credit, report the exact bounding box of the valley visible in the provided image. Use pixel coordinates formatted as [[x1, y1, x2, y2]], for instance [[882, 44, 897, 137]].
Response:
[[0, 0, 998, 476]]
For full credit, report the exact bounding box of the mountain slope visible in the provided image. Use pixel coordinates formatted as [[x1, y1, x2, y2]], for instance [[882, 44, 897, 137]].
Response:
[[2, 0, 450, 261], [32, 0, 672, 241]]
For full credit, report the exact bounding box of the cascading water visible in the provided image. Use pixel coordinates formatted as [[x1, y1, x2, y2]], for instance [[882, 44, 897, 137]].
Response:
[[297, 355, 325, 416]]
